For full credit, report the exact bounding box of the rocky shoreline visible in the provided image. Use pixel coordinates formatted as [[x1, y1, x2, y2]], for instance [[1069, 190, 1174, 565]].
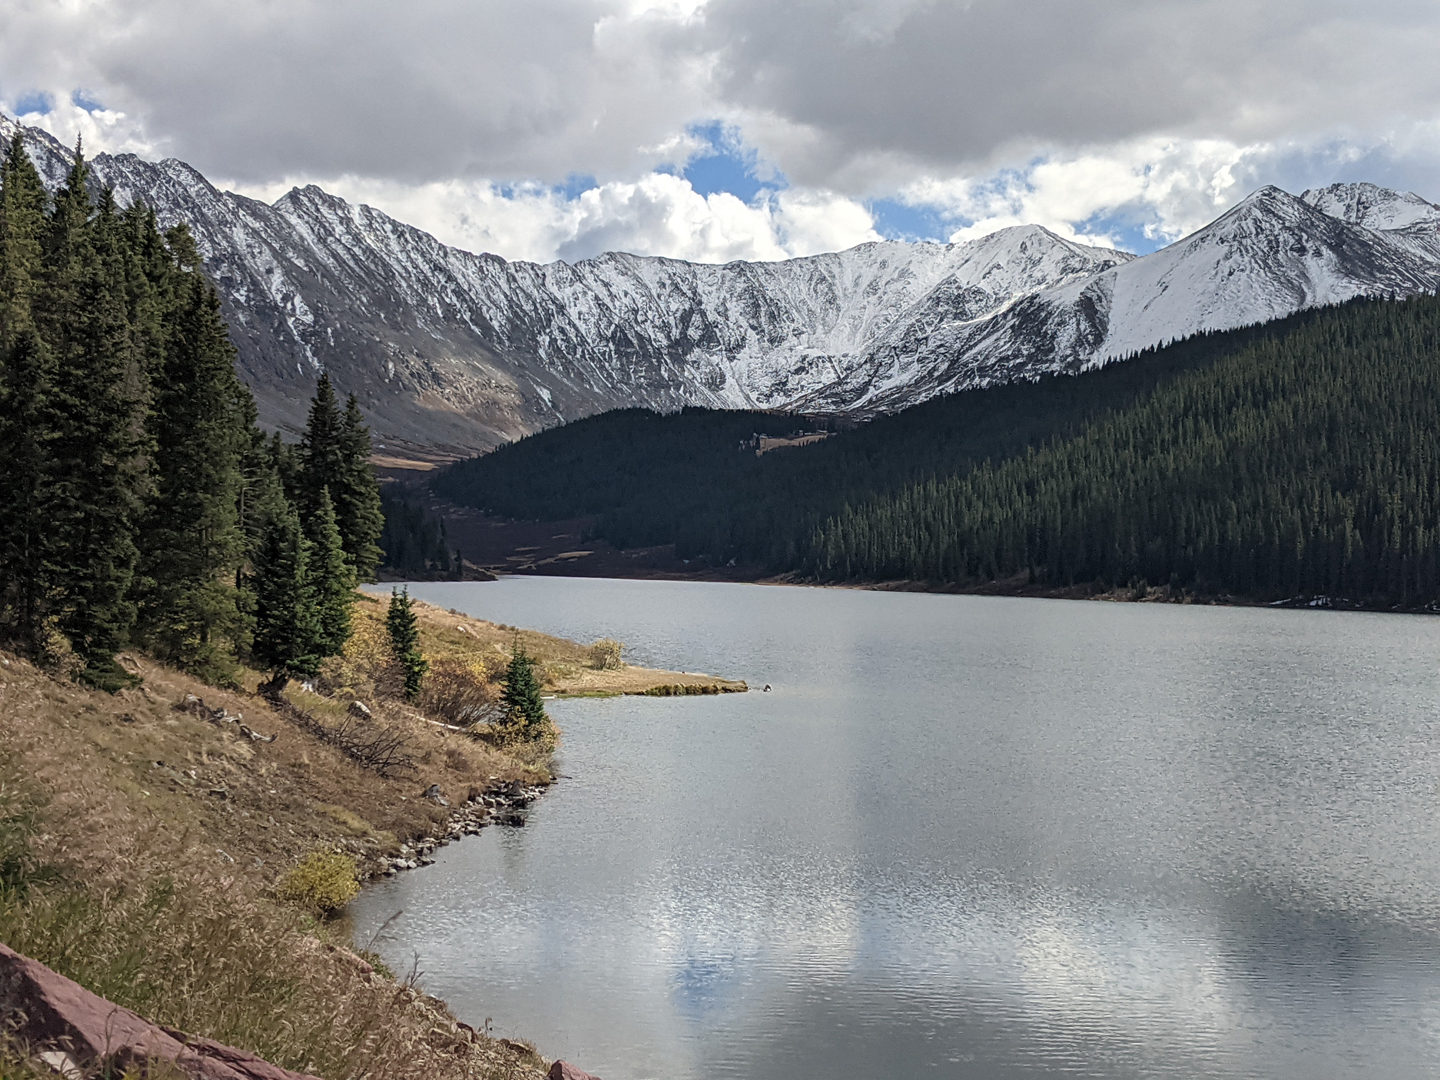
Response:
[[373, 778, 549, 878]]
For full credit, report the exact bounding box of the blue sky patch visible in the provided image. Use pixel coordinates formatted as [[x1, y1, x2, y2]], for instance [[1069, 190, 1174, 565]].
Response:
[[559, 172, 599, 200], [1075, 208, 1167, 255], [14, 90, 54, 116], [681, 120, 779, 203], [869, 198, 950, 243], [71, 89, 105, 112]]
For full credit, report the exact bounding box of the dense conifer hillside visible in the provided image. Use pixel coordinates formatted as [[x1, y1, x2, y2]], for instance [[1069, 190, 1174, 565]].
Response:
[[379, 492, 457, 576], [813, 294, 1440, 605], [435, 295, 1440, 606], [432, 312, 1322, 569]]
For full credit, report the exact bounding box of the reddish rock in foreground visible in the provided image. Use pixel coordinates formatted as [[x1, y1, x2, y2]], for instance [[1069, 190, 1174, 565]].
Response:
[[0, 942, 322, 1080], [548, 1061, 602, 1080]]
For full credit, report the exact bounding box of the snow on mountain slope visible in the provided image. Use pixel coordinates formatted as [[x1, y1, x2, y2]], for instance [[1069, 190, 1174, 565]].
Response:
[[3, 114, 1438, 453], [1301, 182, 1440, 231], [834, 184, 1440, 413], [1300, 182, 1440, 265], [1097, 186, 1438, 357]]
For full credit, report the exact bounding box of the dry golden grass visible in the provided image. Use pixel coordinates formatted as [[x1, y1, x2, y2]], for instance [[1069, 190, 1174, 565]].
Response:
[[388, 596, 746, 697], [0, 645, 548, 1080], [0, 592, 742, 1080]]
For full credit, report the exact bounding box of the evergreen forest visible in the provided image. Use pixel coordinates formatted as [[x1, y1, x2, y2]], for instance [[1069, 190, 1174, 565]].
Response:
[[434, 295, 1440, 607], [0, 134, 384, 688], [379, 492, 457, 577]]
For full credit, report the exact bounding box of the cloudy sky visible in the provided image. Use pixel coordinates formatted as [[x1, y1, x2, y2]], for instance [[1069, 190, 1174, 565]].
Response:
[[3, 0, 1439, 264]]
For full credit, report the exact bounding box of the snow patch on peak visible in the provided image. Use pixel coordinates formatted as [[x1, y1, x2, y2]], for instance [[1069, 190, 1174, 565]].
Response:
[[1300, 182, 1440, 232]]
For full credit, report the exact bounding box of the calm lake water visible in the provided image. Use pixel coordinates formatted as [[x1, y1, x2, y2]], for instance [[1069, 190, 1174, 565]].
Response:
[[352, 578, 1440, 1079]]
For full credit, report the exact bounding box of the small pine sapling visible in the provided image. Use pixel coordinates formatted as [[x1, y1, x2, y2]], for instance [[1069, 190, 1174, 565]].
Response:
[[502, 638, 548, 739], [385, 586, 428, 700]]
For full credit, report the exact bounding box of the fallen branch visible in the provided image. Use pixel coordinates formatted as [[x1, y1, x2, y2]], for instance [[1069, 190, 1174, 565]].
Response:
[[267, 694, 416, 779]]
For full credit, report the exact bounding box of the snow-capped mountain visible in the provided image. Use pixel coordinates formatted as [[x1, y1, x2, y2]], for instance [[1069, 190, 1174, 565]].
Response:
[[4, 114, 1439, 455], [801, 184, 1440, 412]]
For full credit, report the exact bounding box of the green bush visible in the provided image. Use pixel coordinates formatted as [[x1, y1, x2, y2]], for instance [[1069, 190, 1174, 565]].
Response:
[[274, 852, 359, 916]]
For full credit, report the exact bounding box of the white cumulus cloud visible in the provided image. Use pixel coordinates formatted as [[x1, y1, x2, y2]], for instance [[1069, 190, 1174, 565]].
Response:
[[6, 0, 1440, 263], [231, 172, 879, 264]]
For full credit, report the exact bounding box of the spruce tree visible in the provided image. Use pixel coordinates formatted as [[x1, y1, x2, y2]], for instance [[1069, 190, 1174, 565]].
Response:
[[134, 269, 248, 677], [338, 393, 384, 581], [299, 375, 384, 581], [0, 130, 46, 348], [36, 152, 147, 687], [311, 487, 355, 659], [234, 432, 290, 651], [0, 136, 55, 651], [385, 587, 427, 700], [502, 641, 547, 737], [249, 501, 322, 690], [268, 430, 303, 506], [0, 329, 60, 649], [120, 203, 178, 386], [299, 372, 345, 519], [235, 387, 271, 573]]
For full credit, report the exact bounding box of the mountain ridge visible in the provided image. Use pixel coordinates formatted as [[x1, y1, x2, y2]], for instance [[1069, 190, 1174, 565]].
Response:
[[3, 113, 1438, 454]]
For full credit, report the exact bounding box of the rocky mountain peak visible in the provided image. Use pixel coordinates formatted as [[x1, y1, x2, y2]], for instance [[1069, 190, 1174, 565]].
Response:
[[4, 114, 1439, 456], [1300, 182, 1440, 231]]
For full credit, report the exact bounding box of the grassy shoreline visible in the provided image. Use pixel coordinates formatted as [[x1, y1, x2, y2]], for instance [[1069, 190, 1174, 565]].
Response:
[[0, 596, 741, 1078]]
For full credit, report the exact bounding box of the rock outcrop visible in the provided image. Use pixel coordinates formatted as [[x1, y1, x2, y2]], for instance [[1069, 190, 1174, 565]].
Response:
[[548, 1061, 602, 1080], [0, 942, 322, 1080]]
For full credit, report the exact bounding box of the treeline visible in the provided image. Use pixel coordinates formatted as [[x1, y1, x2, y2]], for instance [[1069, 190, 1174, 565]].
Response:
[[0, 133, 382, 688], [432, 312, 1309, 570], [812, 293, 1440, 606]]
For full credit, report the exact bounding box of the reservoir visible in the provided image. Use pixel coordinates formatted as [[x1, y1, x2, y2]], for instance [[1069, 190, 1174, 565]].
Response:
[[352, 578, 1440, 1079]]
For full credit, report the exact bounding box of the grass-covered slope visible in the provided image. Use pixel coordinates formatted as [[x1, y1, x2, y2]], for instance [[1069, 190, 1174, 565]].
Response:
[[0, 588, 740, 1079], [0, 631, 548, 1080], [0, 584, 747, 1077], [813, 294, 1440, 605]]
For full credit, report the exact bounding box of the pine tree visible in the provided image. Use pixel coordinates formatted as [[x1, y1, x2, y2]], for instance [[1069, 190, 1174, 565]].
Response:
[[120, 203, 177, 386], [268, 431, 303, 506], [385, 587, 427, 700], [502, 640, 547, 737], [299, 372, 345, 519], [0, 329, 60, 649], [338, 393, 384, 581], [36, 151, 147, 687], [249, 502, 322, 691], [235, 388, 271, 571], [234, 431, 290, 653], [0, 135, 55, 651], [298, 375, 383, 580], [310, 487, 355, 659], [134, 266, 248, 678], [0, 130, 46, 348]]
